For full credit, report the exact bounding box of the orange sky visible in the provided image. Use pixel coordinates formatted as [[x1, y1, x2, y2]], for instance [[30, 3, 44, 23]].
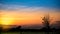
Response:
[[0, 9, 60, 26]]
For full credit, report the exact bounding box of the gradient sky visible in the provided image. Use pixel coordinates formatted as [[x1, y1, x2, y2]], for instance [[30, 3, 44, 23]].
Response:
[[0, 0, 60, 26], [0, 0, 60, 10]]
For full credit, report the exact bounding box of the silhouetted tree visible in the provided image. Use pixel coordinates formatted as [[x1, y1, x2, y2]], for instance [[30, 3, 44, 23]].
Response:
[[9, 26, 21, 31], [15, 26, 21, 31], [42, 14, 50, 31]]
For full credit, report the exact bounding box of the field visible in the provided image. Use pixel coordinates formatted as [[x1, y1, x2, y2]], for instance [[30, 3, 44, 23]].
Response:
[[1, 31, 56, 34]]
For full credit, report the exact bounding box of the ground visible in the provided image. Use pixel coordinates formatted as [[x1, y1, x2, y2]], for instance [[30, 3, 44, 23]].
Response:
[[1, 31, 56, 34]]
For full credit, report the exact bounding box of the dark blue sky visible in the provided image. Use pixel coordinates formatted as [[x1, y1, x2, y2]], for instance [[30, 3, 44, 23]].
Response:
[[0, 0, 60, 9]]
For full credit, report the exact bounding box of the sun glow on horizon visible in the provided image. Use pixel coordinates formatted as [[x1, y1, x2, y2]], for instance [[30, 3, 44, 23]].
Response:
[[1, 14, 14, 25], [0, 10, 60, 26]]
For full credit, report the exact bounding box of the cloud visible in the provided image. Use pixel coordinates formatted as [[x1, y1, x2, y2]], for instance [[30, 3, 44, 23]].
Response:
[[0, 3, 59, 12], [0, 4, 28, 10]]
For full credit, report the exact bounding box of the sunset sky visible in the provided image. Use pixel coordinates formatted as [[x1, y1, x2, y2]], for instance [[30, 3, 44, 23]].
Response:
[[0, 0, 60, 26]]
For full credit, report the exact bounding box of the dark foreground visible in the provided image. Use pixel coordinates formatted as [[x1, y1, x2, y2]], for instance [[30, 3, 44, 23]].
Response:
[[1, 31, 58, 34], [0, 26, 60, 34], [0, 29, 60, 34]]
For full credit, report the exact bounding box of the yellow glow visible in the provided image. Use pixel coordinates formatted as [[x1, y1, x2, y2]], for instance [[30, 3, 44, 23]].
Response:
[[0, 10, 60, 25], [1, 14, 14, 25]]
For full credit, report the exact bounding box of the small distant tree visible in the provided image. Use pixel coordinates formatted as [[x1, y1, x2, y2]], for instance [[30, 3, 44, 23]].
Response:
[[42, 14, 50, 30]]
